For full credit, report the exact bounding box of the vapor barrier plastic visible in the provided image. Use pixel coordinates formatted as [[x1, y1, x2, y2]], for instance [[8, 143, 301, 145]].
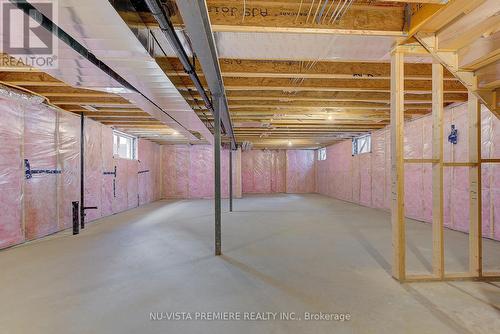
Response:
[[84, 119, 161, 222], [138, 140, 161, 206], [0, 96, 162, 249], [241, 149, 315, 194], [189, 146, 214, 198], [57, 111, 81, 230], [0, 97, 81, 246], [0, 98, 24, 248], [371, 130, 387, 210], [161, 145, 242, 199], [23, 104, 59, 240], [161, 145, 189, 198], [84, 119, 103, 222], [242, 150, 272, 193], [286, 150, 316, 193], [316, 103, 500, 241]]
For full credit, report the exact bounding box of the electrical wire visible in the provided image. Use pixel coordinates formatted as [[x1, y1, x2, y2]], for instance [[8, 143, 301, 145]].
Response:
[[295, 0, 304, 23], [242, 0, 246, 22]]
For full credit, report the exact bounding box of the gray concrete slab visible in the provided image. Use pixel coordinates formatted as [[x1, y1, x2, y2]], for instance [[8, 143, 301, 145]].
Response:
[[0, 194, 499, 334]]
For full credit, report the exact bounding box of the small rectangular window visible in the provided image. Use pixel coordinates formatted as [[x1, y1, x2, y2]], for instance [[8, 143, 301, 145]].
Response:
[[352, 134, 371, 155], [113, 130, 137, 160], [318, 147, 327, 161]]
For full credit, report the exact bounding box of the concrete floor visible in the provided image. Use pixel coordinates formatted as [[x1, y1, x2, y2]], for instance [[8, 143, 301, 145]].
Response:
[[1, 194, 499, 334]]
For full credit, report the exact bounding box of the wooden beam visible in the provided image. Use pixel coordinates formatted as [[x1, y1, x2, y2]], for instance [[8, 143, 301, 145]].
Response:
[[407, 3, 446, 37], [436, 1, 500, 51], [468, 93, 482, 277], [192, 100, 432, 110], [159, 57, 457, 81], [174, 77, 467, 93], [121, 1, 405, 36], [391, 48, 405, 281], [184, 91, 468, 103], [475, 61, 500, 90], [432, 62, 444, 279], [22, 86, 114, 98], [408, 0, 485, 37], [80, 112, 150, 117], [0, 72, 65, 86], [458, 31, 500, 71]]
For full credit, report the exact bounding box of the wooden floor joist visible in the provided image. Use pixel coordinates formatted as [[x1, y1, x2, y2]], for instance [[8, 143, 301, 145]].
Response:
[[120, 1, 405, 36]]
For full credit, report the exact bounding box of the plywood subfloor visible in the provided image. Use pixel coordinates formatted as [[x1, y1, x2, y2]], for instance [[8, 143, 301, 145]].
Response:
[[0, 194, 499, 333]]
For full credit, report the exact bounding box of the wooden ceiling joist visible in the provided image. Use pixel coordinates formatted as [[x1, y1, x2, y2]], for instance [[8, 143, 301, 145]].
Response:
[[121, 0, 405, 36], [183, 91, 468, 103], [174, 77, 466, 93], [158, 57, 457, 81]]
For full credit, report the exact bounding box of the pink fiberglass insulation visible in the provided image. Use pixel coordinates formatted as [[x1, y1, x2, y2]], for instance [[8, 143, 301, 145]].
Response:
[[84, 119, 103, 222], [481, 105, 500, 240], [286, 150, 316, 193], [316, 103, 500, 241], [161, 145, 242, 199], [0, 98, 24, 248], [101, 125, 114, 217], [241, 149, 314, 194], [84, 120, 162, 222], [0, 100, 162, 249], [272, 150, 286, 193], [138, 139, 161, 205], [161, 145, 189, 198], [113, 159, 129, 214], [127, 159, 139, 209], [358, 153, 372, 207], [242, 150, 273, 193], [23, 104, 59, 240], [189, 145, 214, 198], [57, 110, 81, 230], [371, 130, 387, 210], [351, 155, 360, 203]]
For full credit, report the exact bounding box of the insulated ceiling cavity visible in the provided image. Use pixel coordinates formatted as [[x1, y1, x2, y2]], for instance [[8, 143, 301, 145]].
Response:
[[214, 32, 433, 63]]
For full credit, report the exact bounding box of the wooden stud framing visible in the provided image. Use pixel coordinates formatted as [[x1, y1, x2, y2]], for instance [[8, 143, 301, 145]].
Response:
[[390, 48, 405, 281], [468, 93, 482, 277], [432, 62, 444, 278]]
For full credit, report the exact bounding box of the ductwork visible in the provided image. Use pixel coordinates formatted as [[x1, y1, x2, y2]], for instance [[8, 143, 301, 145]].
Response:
[[161, 0, 237, 149], [12, 0, 213, 144], [143, 0, 213, 114]]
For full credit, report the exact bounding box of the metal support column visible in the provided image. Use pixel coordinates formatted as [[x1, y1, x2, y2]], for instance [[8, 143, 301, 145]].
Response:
[[80, 113, 85, 230], [229, 149, 233, 212], [214, 95, 222, 256]]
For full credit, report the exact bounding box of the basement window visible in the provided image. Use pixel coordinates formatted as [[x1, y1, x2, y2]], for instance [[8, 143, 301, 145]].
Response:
[[113, 130, 137, 160], [318, 148, 327, 161], [352, 134, 371, 155]]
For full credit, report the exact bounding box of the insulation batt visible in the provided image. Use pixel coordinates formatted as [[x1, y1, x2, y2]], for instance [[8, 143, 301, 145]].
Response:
[[0, 98, 162, 249], [161, 145, 242, 199], [241, 149, 316, 194], [316, 103, 500, 241]]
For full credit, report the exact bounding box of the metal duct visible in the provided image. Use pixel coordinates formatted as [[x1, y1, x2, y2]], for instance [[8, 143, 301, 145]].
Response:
[[142, 0, 213, 114], [16, 0, 213, 143], [171, 0, 237, 149]]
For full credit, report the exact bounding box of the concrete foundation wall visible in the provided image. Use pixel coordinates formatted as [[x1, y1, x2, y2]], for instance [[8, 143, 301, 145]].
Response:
[[316, 103, 500, 241]]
